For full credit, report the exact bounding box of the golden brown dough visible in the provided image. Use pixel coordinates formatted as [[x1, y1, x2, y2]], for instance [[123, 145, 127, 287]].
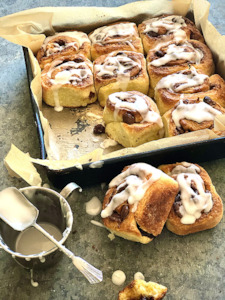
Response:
[[103, 91, 164, 147], [162, 97, 225, 137], [159, 162, 223, 235], [41, 54, 97, 109], [37, 31, 91, 69], [118, 279, 167, 300], [101, 163, 179, 244], [89, 22, 144, 60], [154, 68, 225, 115], [147, 40, 215, 97], [138, 14, 204, 54], [94, 50, 149, 107]]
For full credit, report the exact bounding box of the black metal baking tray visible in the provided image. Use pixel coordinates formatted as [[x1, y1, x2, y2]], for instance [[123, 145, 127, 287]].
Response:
[[23, 47, 225, 188]]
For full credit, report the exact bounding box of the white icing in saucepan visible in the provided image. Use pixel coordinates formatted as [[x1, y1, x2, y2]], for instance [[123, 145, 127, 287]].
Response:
[[156, 67, 208, 92], [108, 92, 163, 127], [101, 163, 162, 218], [171, 163, 213, 224], [150, 42, 203, 67], [89, 23, 136, 45], [172, 100, 222, 128], [112, 270, 126, 286]]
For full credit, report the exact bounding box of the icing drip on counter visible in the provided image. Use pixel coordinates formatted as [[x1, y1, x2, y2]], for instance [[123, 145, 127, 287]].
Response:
[[134, 272, 145, 280], [172, 100, 222, 128], [143, 15, 187, 45], [89, 23, 136, 45], [95, 52, 141, 78], [101, 163, 162, 218], [156, 67, 208, 92], [42, 31, 90, 56], [30, 269, 39, 288], [150, 42, 203, 67], [85, 196, 102, 216], [171, 163, 213, 224], [112, 270, 126, 286], [108, 92, 163, 126]]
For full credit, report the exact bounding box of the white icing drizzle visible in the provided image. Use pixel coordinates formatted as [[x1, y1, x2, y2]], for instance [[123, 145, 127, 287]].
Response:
[[143, 15, 187, 45], [108, 92, 163, 127], [101, 163, 162, 218], [94, 52, 141, 78], [100, 138, 118, 149], [156, 67, 208, 92], [85, 196, 102, 216], [30, 269, 39, 288], [134, 272, 145, 281], [89, 160, 104, 169], [150, 42, 203, 67], [42, 31, 90, 57], [89, 23, 136, 45], [171, 164, 213, 224], [172, 100, 222, 128], [90, 220, 106, 228], [112, 270, 126, 286]]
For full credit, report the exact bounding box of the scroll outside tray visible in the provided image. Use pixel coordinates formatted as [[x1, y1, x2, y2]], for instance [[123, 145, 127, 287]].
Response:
[[20, 3, 225, 187]]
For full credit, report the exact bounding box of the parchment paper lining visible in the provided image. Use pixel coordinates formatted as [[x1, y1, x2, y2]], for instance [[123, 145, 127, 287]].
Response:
[[1, 0, 225, 172]]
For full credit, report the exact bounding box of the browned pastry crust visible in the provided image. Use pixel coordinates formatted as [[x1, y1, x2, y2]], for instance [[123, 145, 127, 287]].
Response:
[[155, 72, 225, 115], [118, 279, 167, 300], [103, 91, 164, 147], [89, 22, 144, 60], [41, 54, 97, 108], [162, 98, 225, 137], [147, 40, 215, 97], [102, 163, 179, 244], [94, 51, 149, 107], [159, 162, 223, 235], [138, 14, 204, 54], [37, 31, 91, 69]]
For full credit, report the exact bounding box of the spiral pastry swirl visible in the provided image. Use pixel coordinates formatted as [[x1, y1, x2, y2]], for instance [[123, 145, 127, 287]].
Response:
[[41, 54, 96, 109], [162, 97, 225, 136], [89, 22, 143, 60], [147, 40, 215, 97], [37, 31, 91, 69], [101, 163, 179, 243], [154, 68, 225, 114], [159, 162, 223, 235], [138, 14, 204, 54], [94, 51, 149, 107]]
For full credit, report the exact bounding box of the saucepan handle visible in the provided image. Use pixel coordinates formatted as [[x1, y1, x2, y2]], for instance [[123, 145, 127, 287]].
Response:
[[60, 182, 82, 199]]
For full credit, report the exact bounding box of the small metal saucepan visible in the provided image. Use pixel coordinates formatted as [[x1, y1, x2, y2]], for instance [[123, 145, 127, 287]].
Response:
[[0, 182, 81, 269]]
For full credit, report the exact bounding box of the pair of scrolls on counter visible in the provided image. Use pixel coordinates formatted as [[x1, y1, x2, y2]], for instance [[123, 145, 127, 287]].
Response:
[[37, 15, 225, 147], [101, 162, 223, 243]]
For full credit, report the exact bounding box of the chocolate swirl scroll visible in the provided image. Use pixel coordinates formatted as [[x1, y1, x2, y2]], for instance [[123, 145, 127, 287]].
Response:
[[37, 31, 91, 69], [101, 163, 179, 244], [138, 14, 204, 54], [41, 54, 96, 110], [162, 98, 225, 137], [147, 40, 215, 97], [103, 91, 164, 147], [159, 162, 223, 235], [154, 67, 225, 115], [89, 22, 144, 60], [94, 50, 149, 107]]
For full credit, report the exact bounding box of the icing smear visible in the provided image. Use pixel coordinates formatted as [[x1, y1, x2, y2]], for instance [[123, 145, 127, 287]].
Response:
[[171, 163, 213, 224], [101, 163, 162, 218]]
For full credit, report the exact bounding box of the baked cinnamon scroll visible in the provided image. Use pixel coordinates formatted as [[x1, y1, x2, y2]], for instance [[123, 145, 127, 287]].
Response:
[[101, 163, 179, 244], [155, 68, 225, 115], [138, 14, 204, 54], [162, 98, 225, 137], [37, 31, 91, 69], [159, 162, 223, 235], [147, 40, 215, 97], [103, 91, 164, 147], [118, 279, 167, 300], [94, 51, 149, 107], [89, 22, 143, 60], [41, 54, 96, 110]]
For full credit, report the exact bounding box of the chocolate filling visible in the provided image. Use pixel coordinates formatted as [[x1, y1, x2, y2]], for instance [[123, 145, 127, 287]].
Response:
[[139, 297, 154, 300], [109, 204, 130, 223], [146, 31, 159, 38], [57, 39, 65, 46], [89, 91, 95, 99], [123, 112, 135, 124], [203, 96, 214, 106], [93, 124, 105, 134], [137, 224, 155, 239], [73, 57, 84, 63]]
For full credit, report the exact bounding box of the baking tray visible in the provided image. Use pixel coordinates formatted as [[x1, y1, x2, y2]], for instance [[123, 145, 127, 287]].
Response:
[[23, 42, 225, 188]]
